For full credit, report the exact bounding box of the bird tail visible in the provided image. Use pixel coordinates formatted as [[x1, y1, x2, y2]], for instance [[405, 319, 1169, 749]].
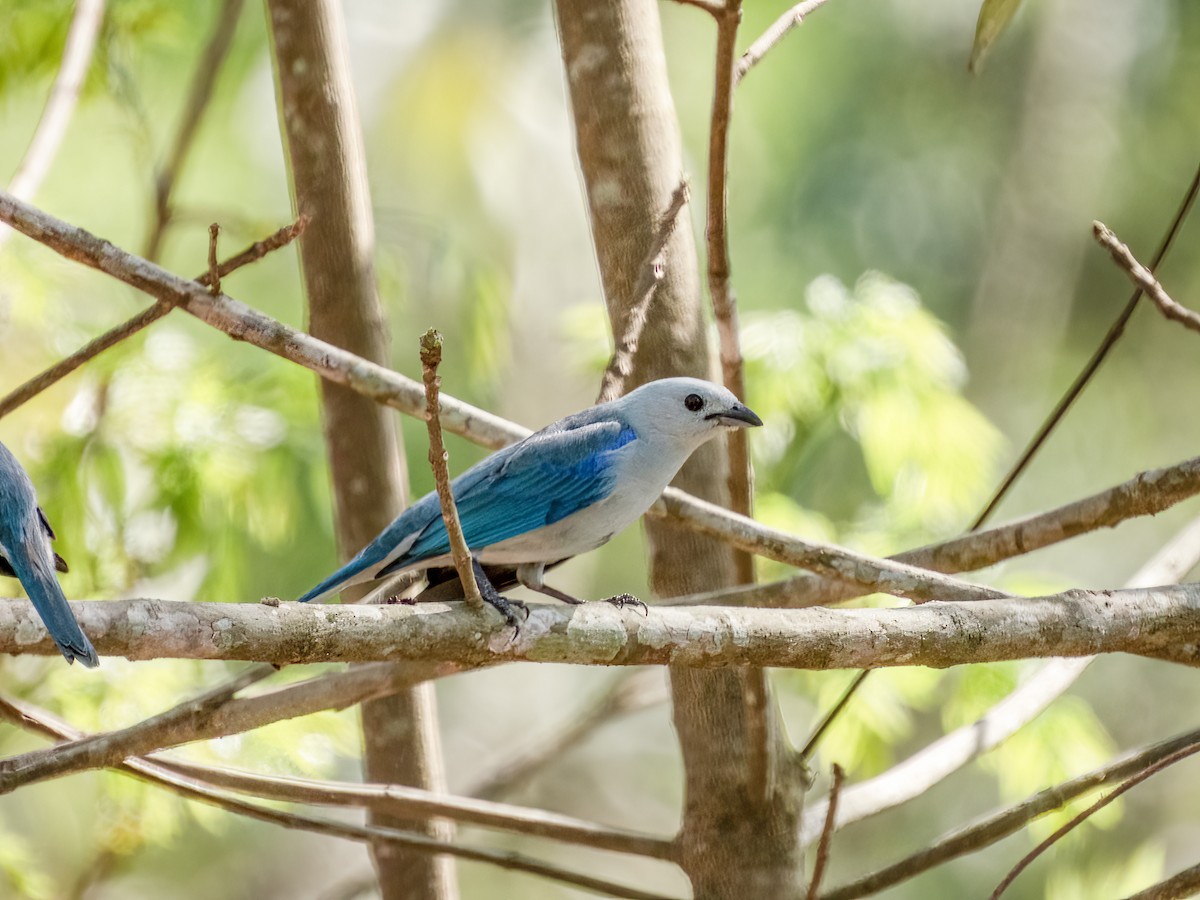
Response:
[[11, 548, 98, 668], [297, 554, 377, 603]]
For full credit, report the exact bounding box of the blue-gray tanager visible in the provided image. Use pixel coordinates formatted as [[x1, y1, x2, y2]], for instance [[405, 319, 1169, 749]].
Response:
[[298, 377, 762, 622], [0, 440, 98, 667]]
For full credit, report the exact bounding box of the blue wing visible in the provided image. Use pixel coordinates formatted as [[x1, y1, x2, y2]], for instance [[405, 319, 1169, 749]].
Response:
[[0, 446, 98, 667], [297, 417, 635, 602]]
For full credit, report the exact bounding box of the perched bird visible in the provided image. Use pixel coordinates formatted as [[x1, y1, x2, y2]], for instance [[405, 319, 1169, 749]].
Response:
[[0, 441, 98, 667], [299, 377, 762, 622]]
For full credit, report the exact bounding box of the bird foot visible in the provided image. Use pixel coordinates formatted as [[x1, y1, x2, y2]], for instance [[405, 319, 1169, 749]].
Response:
[[472, 559, 529, 632], [603, 593, 648, 615]]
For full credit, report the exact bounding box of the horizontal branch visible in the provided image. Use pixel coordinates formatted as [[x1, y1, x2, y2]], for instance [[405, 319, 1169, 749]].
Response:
[[2, 588, 1200, 668]]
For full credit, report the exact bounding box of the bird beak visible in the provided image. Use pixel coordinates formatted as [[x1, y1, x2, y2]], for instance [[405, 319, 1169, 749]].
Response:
[[706, 402, 763, 428]]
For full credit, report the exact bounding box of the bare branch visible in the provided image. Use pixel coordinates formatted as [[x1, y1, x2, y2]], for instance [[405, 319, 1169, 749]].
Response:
[[1125, 864, 1200, 900], [735, 1, 834, 85], [0, 0, 106, 251], [2, 699, 682, 900], [597, 180, 691, 405], [144, 0, 247, 260], [0, 665, 275, 794], [820, 725, 1200, 900], [703, 0, 755, 587], [970, 162, 1200, 530], [806, 763, 843, 900], [0, 214, 307, 420], [990, 743, 1200, 899], [0, 190, 1015, 604], [5, 585, 1200, 667], [655, 490, 1007, 603], [1093, 220, 1200, 332], [150, 758, 677, 861], [207, 222, 221, 295], [669, 0, 725, 15], [800, 516, 1200, 843], [420, 329, 482, 609], [668, 452, 1200, 609]]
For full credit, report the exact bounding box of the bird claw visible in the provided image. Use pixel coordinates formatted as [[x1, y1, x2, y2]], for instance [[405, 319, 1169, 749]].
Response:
[[603, 593, 648, 615]]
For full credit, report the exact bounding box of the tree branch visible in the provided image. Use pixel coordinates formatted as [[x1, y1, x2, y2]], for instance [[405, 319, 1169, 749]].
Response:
[[420, 329, 482, 609], [668, 452, 1200, 609], [0, 214, 307, 420], [0, 190, 1012, 606], [800, 514, 1200, 843], [0, 0, 105, 251], [1, 698, 682, 900], [144, 0, 247, 260], [1093, 221, 1200, 333], [734, 0, 834, 85], [4, 586, 1200, 667], [820, 725, 1200, 900], [148, 758, 677, 861]]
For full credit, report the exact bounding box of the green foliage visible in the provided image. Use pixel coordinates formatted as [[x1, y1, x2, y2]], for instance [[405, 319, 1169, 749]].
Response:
[[744, 272, 1003, 558]]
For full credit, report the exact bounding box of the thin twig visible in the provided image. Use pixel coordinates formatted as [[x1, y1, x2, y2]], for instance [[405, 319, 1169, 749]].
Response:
[[800, 671, 867, 761], [820, 725, 1200, 900], [597, 179, 690, 404], [807, 763, 843, 900], [149, 758, 678, 861], [704, 0, 756, 587], [1093, 221, 1200, 332], [799, 515, 1200, 844], [419, 329, 482, 609], [207, 222, 221, 295], [686, 453, 1200, 611], [990, 744, 1200, 899], [0, 0, 106, 251], [735, 0, 833, 85], [970, 161, 1200, 530], [655, 490, 1007, 603], [0, 664, 275, 794], [144, 0, 247, 260], [0, 214, 307, 420], [2, 699, 682, 900]]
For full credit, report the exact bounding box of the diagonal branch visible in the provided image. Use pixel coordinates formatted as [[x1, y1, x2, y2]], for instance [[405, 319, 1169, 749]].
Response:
[[969, 161, 1200, 530], [2, 698, 682, 900], [800, 515, 1200, 845], [0, 215, 307, 420], [1093, 221, 1200, 333], [597, 180, 691, 405], [0, 189, 1011, 604], [673, 452, 1200, 610], [820, 724, 1200, 900], [149, 758, 677, 861], [144, 0, 247, 260], [734, 0, 834, 85], [0, 664, 274, 794], [0, 0, 106, 251]]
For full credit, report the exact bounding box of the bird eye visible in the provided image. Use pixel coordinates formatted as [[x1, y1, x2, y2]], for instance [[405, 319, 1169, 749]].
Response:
[[684, 393, 704, 412]]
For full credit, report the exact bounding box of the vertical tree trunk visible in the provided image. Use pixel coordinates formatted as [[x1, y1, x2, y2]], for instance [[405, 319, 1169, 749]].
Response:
[[266, 4, 455, 899], [554, 1, 806, 896]]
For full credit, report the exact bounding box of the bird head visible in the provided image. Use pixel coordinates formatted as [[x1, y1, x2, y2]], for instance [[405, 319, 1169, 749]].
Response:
[[619, 377, 763, 447]]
